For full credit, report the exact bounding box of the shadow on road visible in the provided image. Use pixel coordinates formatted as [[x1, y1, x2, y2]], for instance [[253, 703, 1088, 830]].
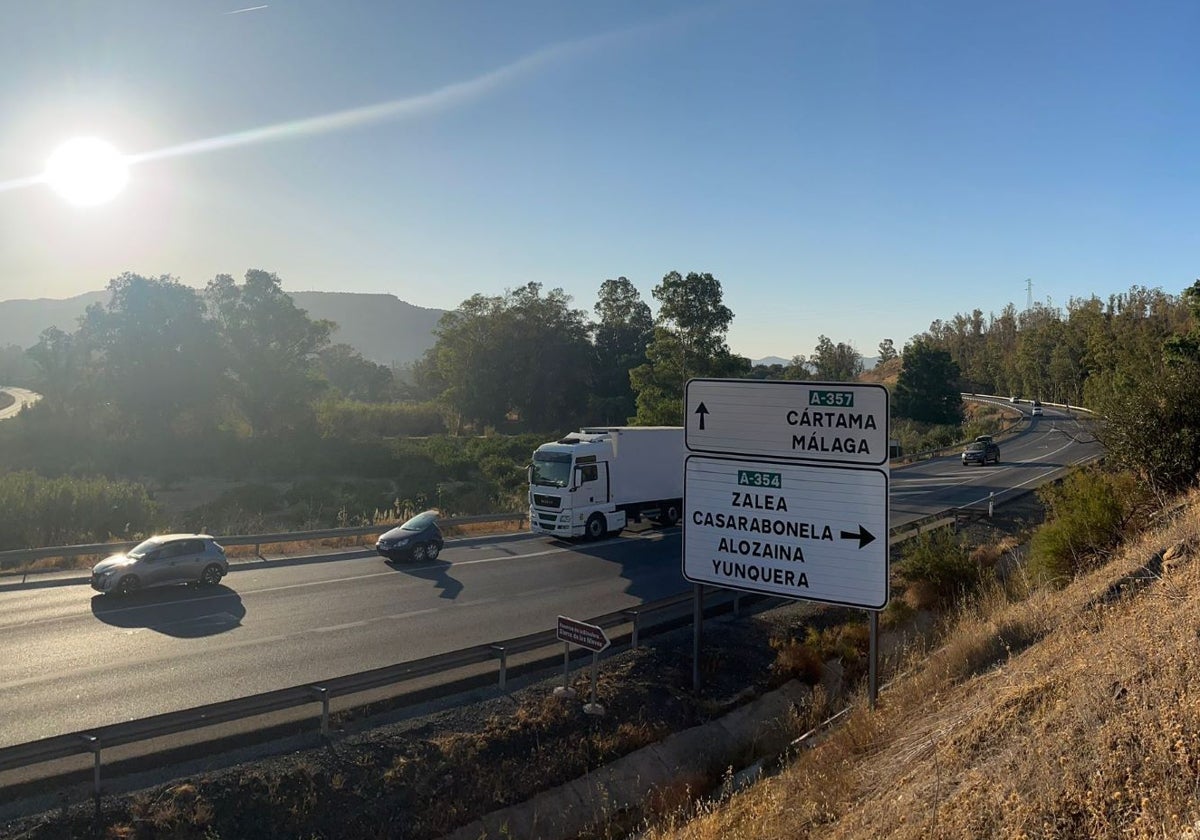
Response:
[[90, 584, 246, 638], [385, 558, 463, 600]]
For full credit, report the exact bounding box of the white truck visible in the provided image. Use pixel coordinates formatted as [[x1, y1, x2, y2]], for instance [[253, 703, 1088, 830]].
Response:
[[528, 426, 685, 540]]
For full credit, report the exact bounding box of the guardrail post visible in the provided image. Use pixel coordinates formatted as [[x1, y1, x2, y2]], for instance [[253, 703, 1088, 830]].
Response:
[[492, 645, 507, 690], [988, 492, 995, 518], [623, 608, 640, 650], [309, 686, 330, 737], [79, 734, 101, 797]]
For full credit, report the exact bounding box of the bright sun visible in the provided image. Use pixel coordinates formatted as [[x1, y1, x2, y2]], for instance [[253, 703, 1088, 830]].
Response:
[[44, 137, 129, 206]]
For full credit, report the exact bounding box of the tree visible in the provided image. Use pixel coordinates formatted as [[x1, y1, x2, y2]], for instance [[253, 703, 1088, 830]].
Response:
[[877, 338, 897, 363], [810, 335, 863, 381], [318, 344, 395, 402], [630, 271, 748, 425], [427, 283, 593, 431], [591, 277, 653, 424], [893, 339, 962, 424], [206, 269, 332, 436], [81, 273, 224, 437]]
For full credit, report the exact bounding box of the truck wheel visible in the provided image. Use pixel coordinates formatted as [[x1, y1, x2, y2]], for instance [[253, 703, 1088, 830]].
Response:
[[659, 502, 681, 527], [585, 513, 607, 541]]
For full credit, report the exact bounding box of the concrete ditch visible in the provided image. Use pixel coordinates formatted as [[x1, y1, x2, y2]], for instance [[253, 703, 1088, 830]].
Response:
[[442, 680, 808, 840]]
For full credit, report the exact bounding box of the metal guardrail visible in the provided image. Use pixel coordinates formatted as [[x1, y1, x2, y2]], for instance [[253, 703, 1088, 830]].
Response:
[[0, 509, 964, 789], [0, 421, 1099, 787], [0, 512, 529, 570]]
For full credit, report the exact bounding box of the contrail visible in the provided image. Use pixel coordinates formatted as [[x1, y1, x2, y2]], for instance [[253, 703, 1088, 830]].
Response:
[[224, 5, 269, 14], [1, 5, 712, 195]]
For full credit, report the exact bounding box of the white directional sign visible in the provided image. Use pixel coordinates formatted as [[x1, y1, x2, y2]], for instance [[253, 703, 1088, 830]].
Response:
[[683, 378, 890, 609], [683, 456, 889, 608], [686, 379, 889, 466]]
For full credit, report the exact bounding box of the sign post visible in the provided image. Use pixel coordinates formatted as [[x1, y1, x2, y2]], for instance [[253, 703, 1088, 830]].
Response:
[[684, 379, 890, 705], [556, 615, 610, 715]]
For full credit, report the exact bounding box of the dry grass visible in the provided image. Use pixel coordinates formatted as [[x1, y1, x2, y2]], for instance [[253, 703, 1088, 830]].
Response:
[[644, 491, 1200, 840]]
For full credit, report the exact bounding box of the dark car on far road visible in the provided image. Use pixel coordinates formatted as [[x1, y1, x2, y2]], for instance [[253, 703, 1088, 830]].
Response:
[[376, 510, 444, 562], [962, 438, 1000, 466]]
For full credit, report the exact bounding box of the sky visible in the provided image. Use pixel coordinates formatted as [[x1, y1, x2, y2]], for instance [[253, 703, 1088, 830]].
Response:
[[0, 0, 1196, 361]]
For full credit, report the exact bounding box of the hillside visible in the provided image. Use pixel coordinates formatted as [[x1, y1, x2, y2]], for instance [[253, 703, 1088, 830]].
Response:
[[645, 492, 1200, 839], [0, 289, 446, 367]]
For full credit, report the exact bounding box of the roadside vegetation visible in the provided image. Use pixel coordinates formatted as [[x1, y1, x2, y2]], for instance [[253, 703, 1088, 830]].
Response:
[[641, 483, 1200, 840]]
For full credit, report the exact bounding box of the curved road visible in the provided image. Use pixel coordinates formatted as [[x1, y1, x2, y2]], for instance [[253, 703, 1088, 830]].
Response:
[[0, 404, 1099, 746], [0, 386, 40, 421]]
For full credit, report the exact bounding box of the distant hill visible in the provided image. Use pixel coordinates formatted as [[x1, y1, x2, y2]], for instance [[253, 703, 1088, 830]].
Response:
[[290, 291, 445, 367], [0, 289, 447, 367]]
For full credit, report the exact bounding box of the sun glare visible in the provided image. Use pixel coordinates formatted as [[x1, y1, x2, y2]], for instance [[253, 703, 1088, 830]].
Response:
[[44, 137, 129, 206]]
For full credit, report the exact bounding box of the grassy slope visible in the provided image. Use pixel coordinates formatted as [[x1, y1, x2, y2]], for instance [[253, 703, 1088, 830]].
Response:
[[646, 490, 1200, 839]]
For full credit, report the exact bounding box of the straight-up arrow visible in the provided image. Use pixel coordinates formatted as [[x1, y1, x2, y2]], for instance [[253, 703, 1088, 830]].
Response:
[[694, 401, 709, 430], [839, 525, 876, 549]]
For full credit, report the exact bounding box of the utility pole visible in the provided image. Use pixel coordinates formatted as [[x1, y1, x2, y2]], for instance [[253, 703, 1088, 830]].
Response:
[[1025, 278, 1033, 312]]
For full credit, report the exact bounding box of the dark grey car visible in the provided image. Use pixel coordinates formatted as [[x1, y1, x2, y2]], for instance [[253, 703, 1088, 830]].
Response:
[[91, 534, 228, 595]]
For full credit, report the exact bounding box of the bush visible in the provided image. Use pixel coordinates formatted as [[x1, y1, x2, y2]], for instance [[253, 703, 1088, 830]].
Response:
[[1027, 467, 1149, 586], [0, 471, 161, 550], [899, 528, 988, 608], [316, 399, 446, 439]]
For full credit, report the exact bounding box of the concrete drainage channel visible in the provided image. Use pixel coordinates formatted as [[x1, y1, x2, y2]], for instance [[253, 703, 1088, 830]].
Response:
[[444, 680, 810, 840]]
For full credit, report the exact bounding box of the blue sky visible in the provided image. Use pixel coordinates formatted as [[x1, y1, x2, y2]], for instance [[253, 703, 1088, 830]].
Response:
[[0, 0, 1196, 361]]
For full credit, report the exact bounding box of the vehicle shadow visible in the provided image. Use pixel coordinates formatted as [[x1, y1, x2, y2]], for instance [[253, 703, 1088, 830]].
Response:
[[89, 584, 246, 638], [384, 558, 464, 600]]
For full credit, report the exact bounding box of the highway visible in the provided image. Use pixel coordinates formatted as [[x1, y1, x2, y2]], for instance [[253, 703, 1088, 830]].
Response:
[[0, 387, 40, 422], [0, 404, 1099, 747]]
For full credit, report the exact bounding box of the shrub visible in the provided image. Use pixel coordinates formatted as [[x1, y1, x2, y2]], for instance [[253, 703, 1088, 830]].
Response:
[[1027, 467, 1148, 586], [899, 528, 988, 608], [316, 398, 446, 439], [0, 471, 161, 550]]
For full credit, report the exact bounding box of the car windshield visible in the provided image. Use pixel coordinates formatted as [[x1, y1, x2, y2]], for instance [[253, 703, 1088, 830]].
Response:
[[966, 443, 986, 452], [531, 451, 572, 487], [126, 538, 162, 558], [400, 512, 437, 531]]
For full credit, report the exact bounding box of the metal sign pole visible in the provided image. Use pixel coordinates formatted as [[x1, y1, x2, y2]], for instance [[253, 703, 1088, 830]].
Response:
[[553, 641, 575, 698], [583, 652, 604, 716], [868, 609, 879, 710], [692, 583, 703, 692]]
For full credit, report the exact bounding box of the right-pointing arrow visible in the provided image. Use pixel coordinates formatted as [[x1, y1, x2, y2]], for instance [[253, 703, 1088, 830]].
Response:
[[840, 525, 876, 549]]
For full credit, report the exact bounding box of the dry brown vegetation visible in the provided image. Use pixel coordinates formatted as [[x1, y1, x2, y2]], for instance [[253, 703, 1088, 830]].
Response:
[[643, 491, 1200, 840]]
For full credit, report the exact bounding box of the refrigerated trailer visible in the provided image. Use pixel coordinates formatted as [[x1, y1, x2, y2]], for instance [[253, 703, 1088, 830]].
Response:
[[528, 426, 685, 539]]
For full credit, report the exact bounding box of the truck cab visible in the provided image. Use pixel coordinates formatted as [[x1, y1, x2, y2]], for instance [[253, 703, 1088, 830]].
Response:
[[528, 427, 684, 540]]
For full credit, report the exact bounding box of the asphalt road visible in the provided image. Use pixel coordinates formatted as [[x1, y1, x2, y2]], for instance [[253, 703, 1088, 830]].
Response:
[[0, 404, 1099, 747], [0, 387, 40, 421]]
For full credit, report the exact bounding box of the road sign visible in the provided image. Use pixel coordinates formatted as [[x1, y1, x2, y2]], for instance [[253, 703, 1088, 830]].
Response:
[[683, 456, 889, 608], [557, 615, 610, 653], [686, 379, 889, 466]]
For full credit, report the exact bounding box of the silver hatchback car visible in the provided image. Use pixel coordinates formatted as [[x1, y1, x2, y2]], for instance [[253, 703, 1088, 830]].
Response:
[[91, 534, 228, 595]]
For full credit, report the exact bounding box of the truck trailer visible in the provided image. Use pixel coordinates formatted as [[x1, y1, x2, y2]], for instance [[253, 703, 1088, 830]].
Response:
[[528, 426, 685, 540]]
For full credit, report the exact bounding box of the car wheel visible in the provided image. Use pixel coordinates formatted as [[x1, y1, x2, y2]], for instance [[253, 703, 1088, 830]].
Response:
[[426, 542, 441, 561], [658, 502, 681, 528], [411, 543, 428, 562], [200, 563, 223, 586], [585, 513, 606, 541], [117, 575, 140, 595]]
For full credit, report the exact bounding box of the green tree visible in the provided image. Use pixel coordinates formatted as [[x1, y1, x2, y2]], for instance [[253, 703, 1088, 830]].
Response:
[[811, 335, 863, 381], [591, 277, 653, 423], [877, 338, 897, 363], [317, 344, 394, 402], [893, 339, 963, 424], [206, 269, 333, 437], [81, 273, 224, 438], [427, 283, 593, 431], [630, 271, 748, 425]]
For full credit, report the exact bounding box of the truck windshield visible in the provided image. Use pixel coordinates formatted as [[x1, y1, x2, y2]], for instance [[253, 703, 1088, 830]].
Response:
[[531, 451, 572, 487]]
